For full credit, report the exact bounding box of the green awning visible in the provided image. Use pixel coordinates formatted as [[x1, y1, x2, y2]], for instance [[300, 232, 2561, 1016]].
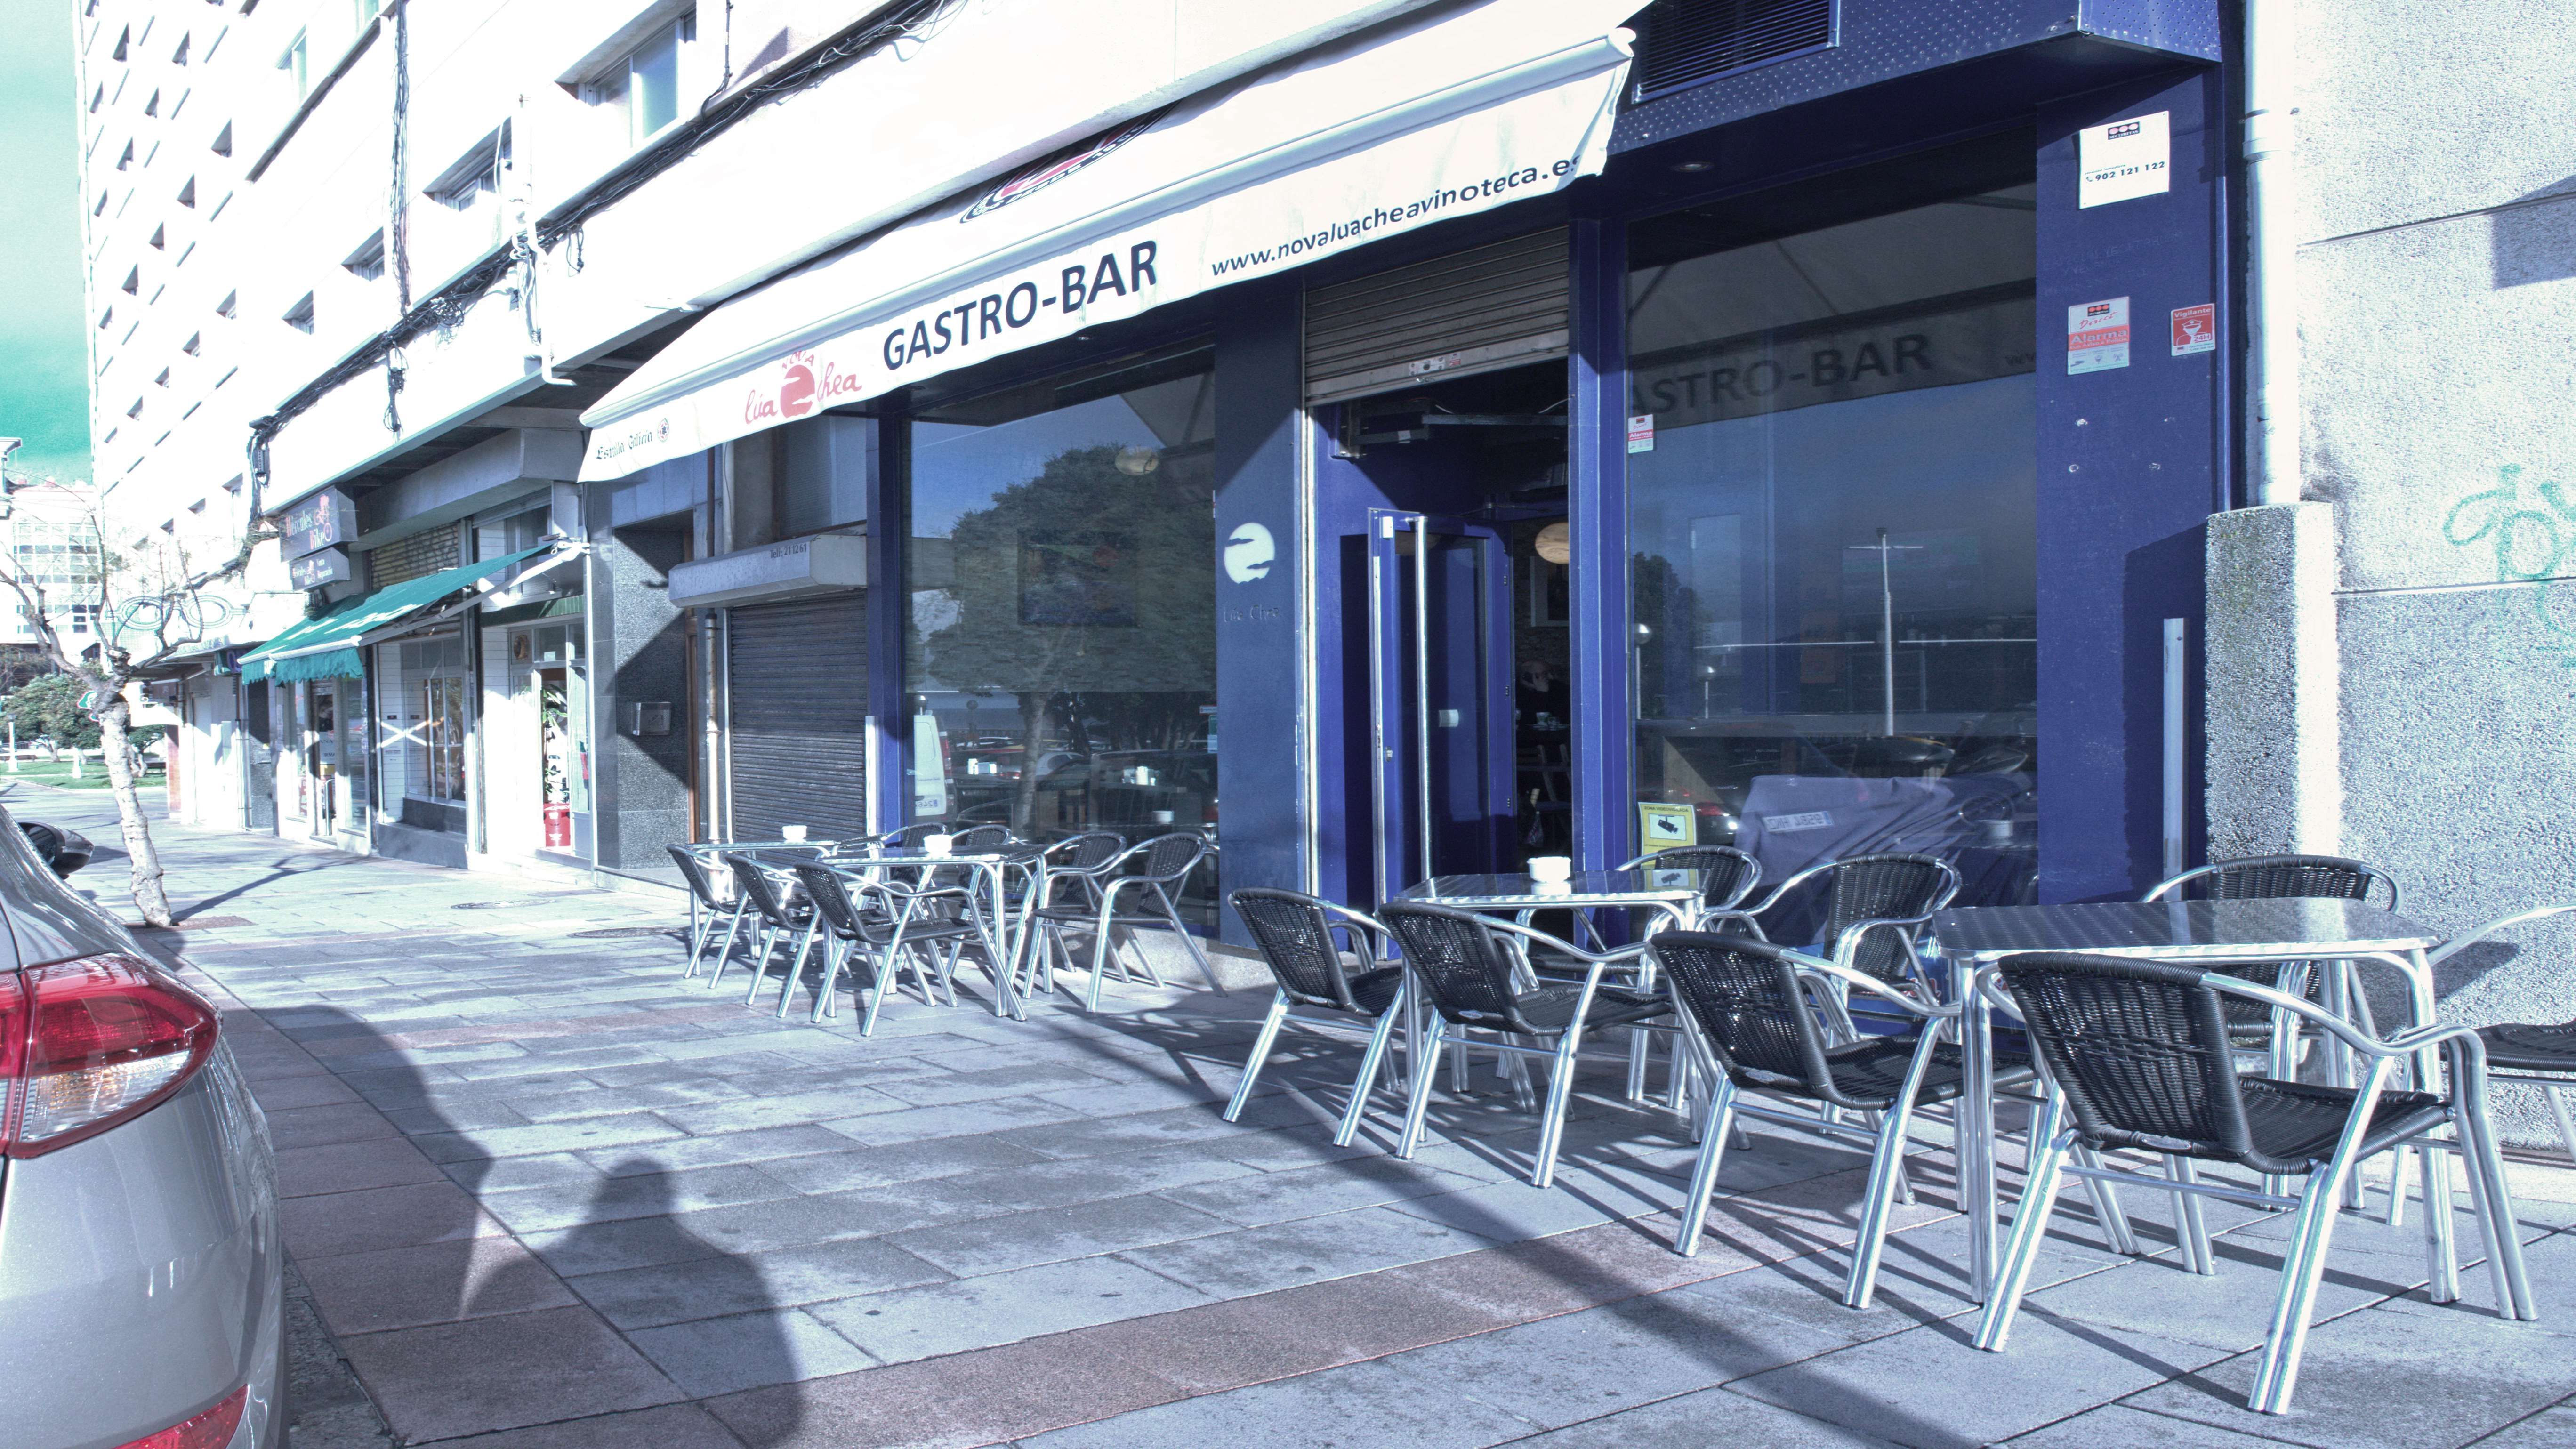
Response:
[[240, 545, 551, 682]]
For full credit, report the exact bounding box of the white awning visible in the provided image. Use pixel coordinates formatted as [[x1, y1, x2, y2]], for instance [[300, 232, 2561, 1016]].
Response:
[[578, 0, 1637, 481]]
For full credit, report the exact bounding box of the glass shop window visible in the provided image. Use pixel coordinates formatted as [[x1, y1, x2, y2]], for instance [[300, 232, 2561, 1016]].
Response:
[[1627, 147, 2040, 910], [901, 345, 1218, 926]]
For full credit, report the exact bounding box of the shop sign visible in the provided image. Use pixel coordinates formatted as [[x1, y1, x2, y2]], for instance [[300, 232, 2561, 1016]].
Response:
[[1629, 292, 2035, 430], [2170, 303, 2217, 356], [289, 547, 354, 589], [1625, 414, 1655, 453], [1222, 523, 1275, 584], [580, 0, 1640, 481], [2067, 297, 2132, 374], [2077, 112, 2170, 208], [281, 489, 357, 560]]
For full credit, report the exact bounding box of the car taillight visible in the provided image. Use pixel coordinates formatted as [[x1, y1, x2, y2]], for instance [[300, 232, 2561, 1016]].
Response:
[[114, 1385, 247, 1449], [0, 953, 220, 1159]]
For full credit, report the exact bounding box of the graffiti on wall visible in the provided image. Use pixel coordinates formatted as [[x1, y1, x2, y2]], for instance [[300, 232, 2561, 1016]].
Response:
[[2442, 465, 2576, 667]]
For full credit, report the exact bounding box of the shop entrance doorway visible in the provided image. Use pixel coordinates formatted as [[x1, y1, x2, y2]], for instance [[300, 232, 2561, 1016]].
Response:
[[1339, 361, 1571, 902]]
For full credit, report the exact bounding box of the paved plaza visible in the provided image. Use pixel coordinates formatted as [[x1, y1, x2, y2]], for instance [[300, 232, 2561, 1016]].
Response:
[[26, 786, 2576, 1448]]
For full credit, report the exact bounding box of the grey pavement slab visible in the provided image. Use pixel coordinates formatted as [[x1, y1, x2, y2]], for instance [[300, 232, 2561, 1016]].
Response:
[[887, 1191, 1238, 1276], [1494, 1386, 1903, 1447], [1011, 1352, 1537, 1449], [568, 1235, 952, 1328], [808, 1254, 1216, 1364], [1119, 1203, 1505, 1297], [336, 1304, 685, 1441]]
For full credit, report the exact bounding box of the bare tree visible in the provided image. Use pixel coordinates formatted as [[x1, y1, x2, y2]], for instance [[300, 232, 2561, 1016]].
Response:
[[0, 471, 271, 926]]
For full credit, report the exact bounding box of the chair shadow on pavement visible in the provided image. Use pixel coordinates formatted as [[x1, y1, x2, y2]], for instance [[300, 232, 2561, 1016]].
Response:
[[259, 1005, 806, 1446]]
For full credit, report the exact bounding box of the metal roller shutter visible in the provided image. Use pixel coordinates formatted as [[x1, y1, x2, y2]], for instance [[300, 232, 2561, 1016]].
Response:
[[726, 590, 870, 843], [1303, 229, 1570, 406]]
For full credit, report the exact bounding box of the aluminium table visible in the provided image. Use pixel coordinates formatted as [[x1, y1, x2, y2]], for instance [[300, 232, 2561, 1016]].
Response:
[[1926, 898, 2446, 1301]]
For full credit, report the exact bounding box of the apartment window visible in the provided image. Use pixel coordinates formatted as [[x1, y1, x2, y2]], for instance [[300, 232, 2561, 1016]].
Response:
[[92, 191, 107, 216], [354, 0, 381, 26], [426, 128, 507, 210], [144, 90, 161, 117], [343, 231, 386, 281], [591, 16, 694, 148], [281, 32, 309, 99], [115, 140, 133, 170], [97, 306, 113, 330], [216, 291, 236, 317], [120, 266, 138, 294], [149, 224, 166, 249], [126, 398, 144, 418], [211, 121, 231, 155], [183, 332, 201, 355], [67, 606, 99, 636], [177, 176, 195, 206], [112, 27, 129, 60], [172, 33, 190, 64], [154, 369, 169, 387], [89, 84, 104, 113], [283, 293, 315, 333]]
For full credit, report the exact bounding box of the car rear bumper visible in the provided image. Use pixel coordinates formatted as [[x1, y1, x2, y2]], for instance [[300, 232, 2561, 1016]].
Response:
[[0, 1046, 286, 1449]]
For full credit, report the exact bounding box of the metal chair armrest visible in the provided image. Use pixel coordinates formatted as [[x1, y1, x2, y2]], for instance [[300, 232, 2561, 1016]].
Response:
[[2426, 904, 2576, 969], [1470, 913, 1644, 967], [1767, 947, 1955, 1018]]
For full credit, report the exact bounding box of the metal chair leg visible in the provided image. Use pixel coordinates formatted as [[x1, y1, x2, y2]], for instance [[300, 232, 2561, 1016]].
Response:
[[1674, 1076, 1741, 1257], [2170, 1155, 2215, 1275], [2248, 1159, 2356, 1414], [1157, 890, 1216, 989], [1337, 995, 1405, 1146], [2070, 1144, 2144, 1256], [2419, 1137, 2459, 1304], [702, 902, 749, 989], [810, 935, 845, 1023], [1532, 1025, 1590, 1189], [1973, 1103, 2071, 1352], [1227, 991, 1291, 1122], [740, 925, 779, 1005], [2548, 1085, 2576, 1165], [776, 919, 822, 1018], [858, 945, 893, 1037], [1396, 1030, 1448, 1160]]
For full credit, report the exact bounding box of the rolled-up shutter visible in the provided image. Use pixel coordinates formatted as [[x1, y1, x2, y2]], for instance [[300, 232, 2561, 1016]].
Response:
[[726, 591, 869, 842], [1303, 229, 1570, 406]]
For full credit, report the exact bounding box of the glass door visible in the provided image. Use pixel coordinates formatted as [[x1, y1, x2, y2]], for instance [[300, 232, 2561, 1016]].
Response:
[[1366, 510, 1513, 904]]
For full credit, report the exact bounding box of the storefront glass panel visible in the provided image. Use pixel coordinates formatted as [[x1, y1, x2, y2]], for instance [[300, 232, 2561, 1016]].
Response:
[[902, 347, 1218, 925], [376, 634, 473, 831], [1627, 170, 2039, 910]]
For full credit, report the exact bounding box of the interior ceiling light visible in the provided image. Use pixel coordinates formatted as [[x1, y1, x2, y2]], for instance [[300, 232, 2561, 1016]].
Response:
[[1671, 160, 1712, 173]]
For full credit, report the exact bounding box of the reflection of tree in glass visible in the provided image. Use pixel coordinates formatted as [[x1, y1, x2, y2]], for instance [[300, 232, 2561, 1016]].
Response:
[[922, 444, 1214, 834]]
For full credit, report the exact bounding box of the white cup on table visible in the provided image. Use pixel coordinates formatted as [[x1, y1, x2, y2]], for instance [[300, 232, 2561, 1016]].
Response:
[[923, 833, 954, 857], [1528, 855, 1573, 884], [780, 825, 808, 843]]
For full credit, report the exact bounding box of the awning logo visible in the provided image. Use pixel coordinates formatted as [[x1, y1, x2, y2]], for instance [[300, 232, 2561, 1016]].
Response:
[[964, 108, 1168, 222]]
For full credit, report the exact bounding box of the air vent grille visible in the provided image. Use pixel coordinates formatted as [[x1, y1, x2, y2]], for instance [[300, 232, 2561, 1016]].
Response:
[[1631, 0, 1836, 102]]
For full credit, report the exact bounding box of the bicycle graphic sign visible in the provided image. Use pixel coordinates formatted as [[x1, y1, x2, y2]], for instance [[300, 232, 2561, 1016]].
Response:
[[2442, 464, 2576, 667]]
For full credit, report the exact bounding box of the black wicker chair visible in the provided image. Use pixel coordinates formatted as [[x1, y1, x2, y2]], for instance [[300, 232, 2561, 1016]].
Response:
[[667, 845, 735, 981], [1226, 890, 1410, 1145], [2447, 904, 2576, 1164], [1650, 931, 2029, 1306], [783, 864, 975, 1033], [1618, 845, 1762, 924], [2144, 854, 2401, 1065], [1977, 952, 2532, 1415], [1709, 852, 1961, 996], [1034, 832, 1215, 1011], [1380, 901, 1674, 1187], [716, 853, 812, 1004]]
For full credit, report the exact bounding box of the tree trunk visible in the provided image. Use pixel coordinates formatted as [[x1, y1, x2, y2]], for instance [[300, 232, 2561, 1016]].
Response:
[[97, 699, 174, 927]]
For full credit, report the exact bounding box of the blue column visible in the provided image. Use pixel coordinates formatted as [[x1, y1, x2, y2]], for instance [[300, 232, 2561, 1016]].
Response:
[[1211, 277, 1306, 942], [1567, 218, 1634, 872], [2034, 67, 2224, 898], [866, 414, 908, 834]]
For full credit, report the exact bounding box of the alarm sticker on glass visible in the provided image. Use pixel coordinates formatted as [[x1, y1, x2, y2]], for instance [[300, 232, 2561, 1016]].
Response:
[[2067, 297, 2131, 374]]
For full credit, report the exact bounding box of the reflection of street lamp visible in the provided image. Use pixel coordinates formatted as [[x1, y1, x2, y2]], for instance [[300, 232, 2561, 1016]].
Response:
[[1844, 528, 1923, 737]]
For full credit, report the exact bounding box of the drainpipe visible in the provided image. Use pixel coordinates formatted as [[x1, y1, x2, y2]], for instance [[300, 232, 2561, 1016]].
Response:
[[2244, 0, 2297, 505]]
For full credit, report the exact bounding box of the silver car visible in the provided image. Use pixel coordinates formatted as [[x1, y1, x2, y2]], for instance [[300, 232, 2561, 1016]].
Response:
[[0, 809, 285, 1449]]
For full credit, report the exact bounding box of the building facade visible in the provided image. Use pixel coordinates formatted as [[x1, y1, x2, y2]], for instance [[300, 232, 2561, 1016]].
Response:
[[71, 0, 2576, 1135]]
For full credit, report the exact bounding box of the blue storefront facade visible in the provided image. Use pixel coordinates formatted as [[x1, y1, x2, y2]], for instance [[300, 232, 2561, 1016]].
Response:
[[599, 0, 2233, 943]]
